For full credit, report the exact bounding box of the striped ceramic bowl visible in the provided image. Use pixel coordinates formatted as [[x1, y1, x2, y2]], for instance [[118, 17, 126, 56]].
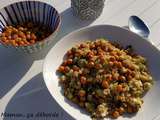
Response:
[[0, 1, 61, 53]]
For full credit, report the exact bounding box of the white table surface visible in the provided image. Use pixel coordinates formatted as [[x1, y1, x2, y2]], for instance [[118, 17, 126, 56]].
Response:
[[0, 0, 160, 120]]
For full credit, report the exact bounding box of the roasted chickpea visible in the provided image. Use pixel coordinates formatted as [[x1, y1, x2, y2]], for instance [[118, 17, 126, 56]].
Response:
[[0, 22, 52, 46], [102, 80, 109, 89], [112, 111, 120, 118], [78, 90, 86, 97], [80, 76, 87, 85]]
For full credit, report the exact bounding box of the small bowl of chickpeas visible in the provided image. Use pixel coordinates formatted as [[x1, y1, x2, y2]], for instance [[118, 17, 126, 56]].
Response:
[[0, 1, 61, 53]]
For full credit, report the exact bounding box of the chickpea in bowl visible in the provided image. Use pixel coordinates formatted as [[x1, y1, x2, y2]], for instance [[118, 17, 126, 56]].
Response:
[[0, 1, 60, 53], [0, 22, 52, 46]]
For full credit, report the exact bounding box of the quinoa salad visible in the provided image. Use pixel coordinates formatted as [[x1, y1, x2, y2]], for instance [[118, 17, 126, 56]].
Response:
[[57, 39, 153, 119]]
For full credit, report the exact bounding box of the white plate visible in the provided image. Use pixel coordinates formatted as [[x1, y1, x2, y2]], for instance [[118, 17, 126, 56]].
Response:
[[43, 25, 160, 120]]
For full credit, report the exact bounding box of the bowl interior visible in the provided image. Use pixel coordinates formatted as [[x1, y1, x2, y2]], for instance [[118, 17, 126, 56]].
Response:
[[0, 1, 60, 33], [43, 25, 160, 120]]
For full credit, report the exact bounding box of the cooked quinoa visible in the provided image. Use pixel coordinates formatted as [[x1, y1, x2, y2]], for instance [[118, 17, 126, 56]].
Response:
[[57, 39, 153, 119]]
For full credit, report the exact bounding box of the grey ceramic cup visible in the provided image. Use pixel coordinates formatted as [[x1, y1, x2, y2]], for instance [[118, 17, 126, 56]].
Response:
[[71, 0, 105, 20]]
